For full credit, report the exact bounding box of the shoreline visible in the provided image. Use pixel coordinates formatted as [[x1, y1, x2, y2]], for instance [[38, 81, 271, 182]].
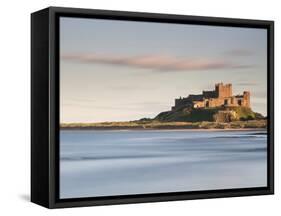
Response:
[[60, 119, 267, 131], [60, 127, 267, 132]]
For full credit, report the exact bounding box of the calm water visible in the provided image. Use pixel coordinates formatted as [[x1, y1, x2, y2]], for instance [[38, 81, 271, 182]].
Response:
[[60, 129, 267, 198]]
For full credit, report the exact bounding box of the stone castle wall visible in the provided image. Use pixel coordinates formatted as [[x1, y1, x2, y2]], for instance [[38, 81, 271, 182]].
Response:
[[215, 83, 232, 98], [173, 83, 250, 110]]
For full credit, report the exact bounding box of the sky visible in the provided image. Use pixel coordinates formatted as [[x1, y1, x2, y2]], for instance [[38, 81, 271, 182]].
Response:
[[60, 17, 267, 123]]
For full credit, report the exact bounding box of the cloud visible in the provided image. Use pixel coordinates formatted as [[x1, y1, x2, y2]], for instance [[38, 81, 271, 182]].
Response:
[[236, 81, 259, 86], [61, 53, 253, 72], [224, 49, 254, 56]]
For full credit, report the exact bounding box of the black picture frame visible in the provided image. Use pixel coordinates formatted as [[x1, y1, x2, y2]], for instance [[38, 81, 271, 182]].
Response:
[[31, 6, 274, 209]]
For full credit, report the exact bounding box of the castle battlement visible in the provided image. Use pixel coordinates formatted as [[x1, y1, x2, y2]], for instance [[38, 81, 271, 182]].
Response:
[[172, 83, 250, 111]]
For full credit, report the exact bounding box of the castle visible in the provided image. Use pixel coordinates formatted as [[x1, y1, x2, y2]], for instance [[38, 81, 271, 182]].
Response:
[[172, 83, 250, 111]]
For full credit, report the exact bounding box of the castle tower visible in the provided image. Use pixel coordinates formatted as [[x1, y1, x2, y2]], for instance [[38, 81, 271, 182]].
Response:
[[215, 83, 232, 98], [243, 91, 250, 107]]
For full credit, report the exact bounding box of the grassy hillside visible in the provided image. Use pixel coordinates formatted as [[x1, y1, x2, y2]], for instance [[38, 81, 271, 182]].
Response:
[[155, 107, 218, 122], [155, 106, 261, 122]]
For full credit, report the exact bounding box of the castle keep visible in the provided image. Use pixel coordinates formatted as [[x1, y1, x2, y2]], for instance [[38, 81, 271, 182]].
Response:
[[172, 83, 250, 111]]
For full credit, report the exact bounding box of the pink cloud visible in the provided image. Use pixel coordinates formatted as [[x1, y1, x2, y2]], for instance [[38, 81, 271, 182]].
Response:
[[61, 53, 252, 71]]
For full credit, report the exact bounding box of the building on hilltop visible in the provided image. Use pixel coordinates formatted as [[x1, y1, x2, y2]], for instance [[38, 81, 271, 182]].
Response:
[[172, 83, 250, 111]]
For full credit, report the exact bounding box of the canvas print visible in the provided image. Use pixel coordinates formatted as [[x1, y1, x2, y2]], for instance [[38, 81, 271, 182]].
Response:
[[59, 17, 268, 199]]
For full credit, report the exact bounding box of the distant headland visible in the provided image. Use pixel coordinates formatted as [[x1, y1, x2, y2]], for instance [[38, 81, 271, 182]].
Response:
[[61, 83, 267, 130]]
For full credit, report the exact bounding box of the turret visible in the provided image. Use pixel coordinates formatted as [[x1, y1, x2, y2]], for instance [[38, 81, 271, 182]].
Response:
[[215, 82, 232, 98], [243, 91, 250, 107]]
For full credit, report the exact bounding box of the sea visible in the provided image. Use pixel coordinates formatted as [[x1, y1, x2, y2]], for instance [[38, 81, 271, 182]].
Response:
[[60, 129, 267, 198]]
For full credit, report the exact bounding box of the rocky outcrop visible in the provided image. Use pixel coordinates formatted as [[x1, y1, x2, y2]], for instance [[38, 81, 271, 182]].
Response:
[[213, 110, 238, 122]]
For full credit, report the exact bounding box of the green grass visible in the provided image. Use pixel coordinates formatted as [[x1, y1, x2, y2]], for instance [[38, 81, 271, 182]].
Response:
[[229, 106, 256, 120], [155, 107, 219, 122]]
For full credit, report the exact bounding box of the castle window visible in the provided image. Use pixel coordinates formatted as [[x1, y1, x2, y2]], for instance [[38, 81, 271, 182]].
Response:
[[224, 99, 228, 105], [206, 101, 209, 107], [238, 99, 242, 106]]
